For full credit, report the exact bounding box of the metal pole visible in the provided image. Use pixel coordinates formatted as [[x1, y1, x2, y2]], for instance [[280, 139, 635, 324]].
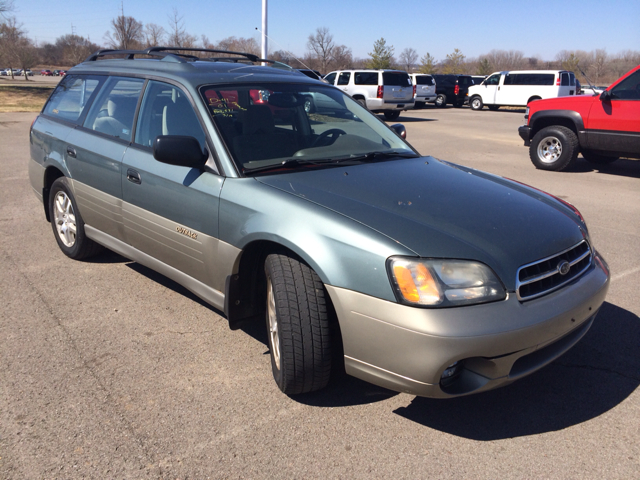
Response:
[[261, 0, 268, 60]]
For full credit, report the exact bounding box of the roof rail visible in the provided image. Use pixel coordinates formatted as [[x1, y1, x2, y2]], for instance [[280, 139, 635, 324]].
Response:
[[83, 47, 271, 65]]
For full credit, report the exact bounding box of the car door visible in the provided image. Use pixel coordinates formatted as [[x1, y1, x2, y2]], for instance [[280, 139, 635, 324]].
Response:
[[586, 68, 640, 154], [66, 75, 144, 241], [481, 73, 501, 105], [121, 80, 225, 290]]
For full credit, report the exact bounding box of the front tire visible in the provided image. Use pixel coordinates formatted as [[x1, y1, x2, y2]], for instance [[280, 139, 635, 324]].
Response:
[[264, 254, 332, 395], [529, 126, 579, 171], [48, 177, 103, 259], [470, 96, 483, 110], [434, 94, 447, 108], [303, 96, 315, 114], [581, 150, 619, 165], [383, 111, 401, 121]]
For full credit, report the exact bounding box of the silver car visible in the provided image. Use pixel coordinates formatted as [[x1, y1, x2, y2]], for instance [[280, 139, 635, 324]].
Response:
[[29, 47, 610, 398]]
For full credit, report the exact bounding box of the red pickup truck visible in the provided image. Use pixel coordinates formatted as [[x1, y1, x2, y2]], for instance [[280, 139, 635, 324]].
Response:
[[519, 64, 640, 171]]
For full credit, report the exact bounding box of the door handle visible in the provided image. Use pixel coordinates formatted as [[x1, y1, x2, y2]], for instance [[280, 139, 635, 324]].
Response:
[[127, 168, 141, 184], [66, 146, 76, 158]]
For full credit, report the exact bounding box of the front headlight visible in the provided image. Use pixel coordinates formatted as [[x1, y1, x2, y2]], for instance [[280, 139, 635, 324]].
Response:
[[387, 257, 506, 307]]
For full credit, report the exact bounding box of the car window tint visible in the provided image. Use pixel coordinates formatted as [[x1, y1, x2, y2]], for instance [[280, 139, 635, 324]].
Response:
[[323, 72, 336, 85], [83, 77, 144, 141], [458, 76, 473, 86], [561, 73, 570, 86], [337, 72, 351, 85], [135, 80, 207, 151], [415, 76, 434, 86], [354, 72, 378, 85], [43, 75, 101, 124], [382, 72, 411, 86], [485, 74, 501, 86], [610, 69, 640, 100]]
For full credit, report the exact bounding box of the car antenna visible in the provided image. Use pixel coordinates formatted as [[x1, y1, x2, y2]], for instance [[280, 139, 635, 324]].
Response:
[[255, 27, 318, 76], [578, 66, 597, 95]]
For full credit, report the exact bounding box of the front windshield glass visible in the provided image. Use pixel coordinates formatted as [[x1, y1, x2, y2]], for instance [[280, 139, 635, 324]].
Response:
[[199, 83, 416, 174]]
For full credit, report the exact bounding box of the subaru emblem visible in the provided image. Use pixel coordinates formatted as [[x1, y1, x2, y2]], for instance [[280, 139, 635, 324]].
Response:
[[557, 260, 571, 276]]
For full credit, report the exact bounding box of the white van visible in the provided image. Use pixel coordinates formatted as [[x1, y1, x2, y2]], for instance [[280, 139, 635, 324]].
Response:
[[468, 70, 578, 110], [409, 73, 437, 107]]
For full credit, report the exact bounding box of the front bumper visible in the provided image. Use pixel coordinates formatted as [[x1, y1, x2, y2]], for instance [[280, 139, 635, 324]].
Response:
[[326, 252, 609, 398], [519, 125, 531, 146]]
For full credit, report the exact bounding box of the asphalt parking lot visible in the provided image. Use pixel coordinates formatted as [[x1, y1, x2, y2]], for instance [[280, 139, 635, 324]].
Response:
[[1, 106, 638, 478]]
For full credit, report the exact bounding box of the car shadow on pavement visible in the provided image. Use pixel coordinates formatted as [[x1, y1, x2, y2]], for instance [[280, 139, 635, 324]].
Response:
[[391, 116, 438, 123], [392, 301, 640, 440], [571, 158, 640, 179]]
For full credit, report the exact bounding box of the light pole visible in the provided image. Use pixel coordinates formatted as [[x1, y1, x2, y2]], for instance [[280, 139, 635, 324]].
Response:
[[261, 0, 268, 60]]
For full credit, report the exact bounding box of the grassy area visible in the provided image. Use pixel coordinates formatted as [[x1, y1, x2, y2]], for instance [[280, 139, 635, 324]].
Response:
[[0, 86, 52, 112]]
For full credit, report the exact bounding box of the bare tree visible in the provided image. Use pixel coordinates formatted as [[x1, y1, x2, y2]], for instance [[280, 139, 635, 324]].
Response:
[[1, 0, 14, 20], [483, 49, 525, 71], [307, 27, 335, 73], [0, 18, 39, 79], [590, 49, 607, 85], [330, 44, 353, 71], [105, 15, 143, 50], [144, 23, 165, 48], [55, 34, 97, 66], [399, 47, 418, 72]]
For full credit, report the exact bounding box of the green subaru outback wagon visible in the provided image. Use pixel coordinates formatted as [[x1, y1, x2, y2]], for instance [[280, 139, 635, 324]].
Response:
[[29, 47, 610, 398]]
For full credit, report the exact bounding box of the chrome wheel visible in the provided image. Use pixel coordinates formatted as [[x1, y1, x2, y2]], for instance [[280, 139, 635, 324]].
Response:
[[53, 191, 77, 247], [537, 136, 563, 164], [266, 276, 281, 370], [304, 97, 312, 114]]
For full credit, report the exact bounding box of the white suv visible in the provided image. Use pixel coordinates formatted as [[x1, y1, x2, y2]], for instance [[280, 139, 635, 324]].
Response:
[[409, 74, 436, 107], [323, 69, 415, 120]]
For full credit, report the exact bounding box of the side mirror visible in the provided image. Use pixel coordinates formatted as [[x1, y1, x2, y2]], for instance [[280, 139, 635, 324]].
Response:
[[390, 123, 407, 139], [599, 90, 612, 102], [153, 135, 208, 168]]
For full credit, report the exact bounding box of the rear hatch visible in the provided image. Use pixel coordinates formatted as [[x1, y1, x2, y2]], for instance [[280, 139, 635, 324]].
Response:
[[414, 75, 435, 98], [382, 71, 413, 103]]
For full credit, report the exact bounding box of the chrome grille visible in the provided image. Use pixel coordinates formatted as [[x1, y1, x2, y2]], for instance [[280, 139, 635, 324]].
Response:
[[516, 240, 592, 301]]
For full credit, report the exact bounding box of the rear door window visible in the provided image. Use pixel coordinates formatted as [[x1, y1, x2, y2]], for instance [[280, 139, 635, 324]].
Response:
[[561, 73, 570, 86], [337, 72, 351, 86], [354, 72, 378, 85], [43, 75, 102, 124], [82, 77, 144, 141]]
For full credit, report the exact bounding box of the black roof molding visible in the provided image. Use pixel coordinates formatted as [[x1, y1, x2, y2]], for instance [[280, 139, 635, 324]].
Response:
[[83, 47, 285, 66]]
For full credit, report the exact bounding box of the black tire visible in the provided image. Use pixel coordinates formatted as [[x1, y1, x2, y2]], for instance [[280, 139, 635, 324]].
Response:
[[414, 101, 425, 109], [487, 105, 500, 111], [470, 96, 483, 110], [529, 126, 579, 171], [303, 96, 315, 114], [48, 177, 103, 260], [434, 94, 447, 108], [581, 150, 619, 165], [383, 111, 401, 121], [452, 100, 463, 108], [527, 96, 541, 105], [264, 254, 332, 395], [355, 97, 367, 109]]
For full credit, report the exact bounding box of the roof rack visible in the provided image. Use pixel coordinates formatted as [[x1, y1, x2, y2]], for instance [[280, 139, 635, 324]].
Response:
[[83, 47, 281, 66]]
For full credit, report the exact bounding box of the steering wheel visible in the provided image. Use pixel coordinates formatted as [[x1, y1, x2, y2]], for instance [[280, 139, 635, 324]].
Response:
[[310, 128, 347, 148]]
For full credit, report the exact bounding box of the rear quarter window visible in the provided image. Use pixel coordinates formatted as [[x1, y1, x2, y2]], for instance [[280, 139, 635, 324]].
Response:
[[43, 75, 102, 124], [354, 72, 378, 85]]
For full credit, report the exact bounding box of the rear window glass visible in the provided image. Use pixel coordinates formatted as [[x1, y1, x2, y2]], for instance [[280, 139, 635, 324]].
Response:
[[504, 74, 555, 86], [354, 72, 378, 85], [43, 75, 101, 124], [458, 76, 473, 86], [415, 76, 434, 86], [382, 72, 411, 86]]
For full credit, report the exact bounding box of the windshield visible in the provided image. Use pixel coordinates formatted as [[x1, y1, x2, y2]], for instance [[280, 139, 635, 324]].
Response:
[[200, 83, 416, 174]]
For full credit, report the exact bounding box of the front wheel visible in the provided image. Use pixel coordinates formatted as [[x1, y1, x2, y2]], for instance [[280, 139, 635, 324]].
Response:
[[434, 94, 447, 108], [470, 96, 483, 110], [48, 177, 103, 259], [529, 126, 579, 171], [383, 111, 401, 121], [264, 254, 332, 395], [303, 96, 315, 114], [581, 150, 619, 165]]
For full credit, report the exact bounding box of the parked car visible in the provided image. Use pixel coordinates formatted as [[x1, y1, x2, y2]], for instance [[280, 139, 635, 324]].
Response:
[[53, 69, 66, 76], [518, 64, 640, 171], [40, 69, 53, 76], [430, 74, 474, 107], [23, 69, 34, 76], [323, 69, 415, 120], [409, 73, 437, 107], [471, 75, 487, 85], [30, 47, 609, 398], [469, 70, 578, 111]]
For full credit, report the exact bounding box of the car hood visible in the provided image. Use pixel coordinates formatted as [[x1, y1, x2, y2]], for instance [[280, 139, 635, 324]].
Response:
[[256, 157, 586, 290], [530, 94, 598, 111]]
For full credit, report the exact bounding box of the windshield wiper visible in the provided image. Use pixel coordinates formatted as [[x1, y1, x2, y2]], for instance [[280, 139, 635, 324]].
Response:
[[345, 151, 419, 162], [243, 158, 337, 174]]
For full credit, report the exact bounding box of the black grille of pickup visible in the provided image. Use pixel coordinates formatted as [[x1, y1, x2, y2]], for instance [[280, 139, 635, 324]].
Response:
[[517, 240, 592, 301]]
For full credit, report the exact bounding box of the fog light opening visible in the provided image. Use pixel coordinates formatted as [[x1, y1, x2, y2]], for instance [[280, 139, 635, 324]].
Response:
[[440, 361, 464, 387]]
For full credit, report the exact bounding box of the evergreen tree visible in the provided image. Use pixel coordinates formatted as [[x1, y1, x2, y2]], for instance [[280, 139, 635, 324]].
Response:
[[367, 38, 394, 69]]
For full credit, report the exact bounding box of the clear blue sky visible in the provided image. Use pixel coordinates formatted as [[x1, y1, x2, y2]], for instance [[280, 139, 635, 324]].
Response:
[[12, 0, 640, 62]]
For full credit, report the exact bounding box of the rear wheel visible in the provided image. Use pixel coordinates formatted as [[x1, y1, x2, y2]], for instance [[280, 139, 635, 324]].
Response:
[[355, 97, 367, 109], [48, 177, 103, 260], [414, 101, 425, 109], [435, 94, 447, 108], [581, 150, 619, 165], [527, 96, 541, 105], [487, 105, 500, 111], [383, 111, 401, 121], [470, 96, 483, 110], [264, 254, 332, 395], [303, 96, 315, 114], [529, 126, 579, 171]]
